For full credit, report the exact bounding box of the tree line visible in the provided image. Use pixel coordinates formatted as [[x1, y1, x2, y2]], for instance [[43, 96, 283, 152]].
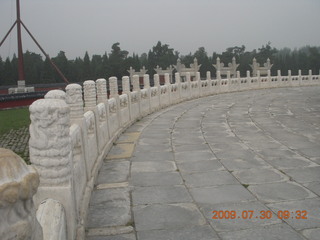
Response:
[[0, 41, 319, 86]]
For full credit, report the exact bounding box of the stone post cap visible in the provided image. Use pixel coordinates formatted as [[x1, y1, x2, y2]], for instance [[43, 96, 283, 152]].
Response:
[[0, 148, 39, 207], [44, 90, 66, 100]]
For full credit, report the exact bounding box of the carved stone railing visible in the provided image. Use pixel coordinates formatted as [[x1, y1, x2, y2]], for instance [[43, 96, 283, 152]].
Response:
[[2, 69, 319, 240]]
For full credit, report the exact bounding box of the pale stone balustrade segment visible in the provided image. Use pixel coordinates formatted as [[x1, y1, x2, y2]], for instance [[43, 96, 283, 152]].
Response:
[[0, 69, 319, 240]]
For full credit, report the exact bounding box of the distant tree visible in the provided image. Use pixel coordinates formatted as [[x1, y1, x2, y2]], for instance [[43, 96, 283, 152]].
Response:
[[147, 41, 178, 75], [83, 51, 92, 79], [109, 42, 129, 79], [23, 51, 43, 84]]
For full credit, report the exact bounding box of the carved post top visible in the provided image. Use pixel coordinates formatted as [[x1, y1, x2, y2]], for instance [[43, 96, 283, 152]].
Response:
[[0, 148, 39, 207], [122, 76, 130, 93], [84, 80, 97, 111], [277, 70, 281, 76], [44, 90, 66, 101], [30, 99, 69, 117], [65, 83, 82, 103], [246, 70, 251, 78], [206, 71, 211, 80], [154, 74, 160, 87], [132, 75, 140, 91], [186, 72, 191, 83], [109, 77, 119, 98], [143, 74, 150, 89], [96, 78, 107, 103], [236, 71, 240, 79], [175, 72, 181, 84], [196, 72, 201, 82], [164, 73, 170, 85]]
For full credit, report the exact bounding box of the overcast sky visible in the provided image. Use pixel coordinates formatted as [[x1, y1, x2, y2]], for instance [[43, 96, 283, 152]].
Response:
[[1, 0, 320, 59]]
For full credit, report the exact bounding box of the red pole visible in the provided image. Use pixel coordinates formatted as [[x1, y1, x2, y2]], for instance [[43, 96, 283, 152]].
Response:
[[16, 0, 25, 81]]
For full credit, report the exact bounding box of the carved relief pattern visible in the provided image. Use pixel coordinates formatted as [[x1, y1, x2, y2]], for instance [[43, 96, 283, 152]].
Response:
[[66, 84, 84, 120], [96, 79, 107, 103], [84, 80, 97, 110], [120, 95, 128, 108], [29, 99, 71, 186], [108, 99, 117, 113]]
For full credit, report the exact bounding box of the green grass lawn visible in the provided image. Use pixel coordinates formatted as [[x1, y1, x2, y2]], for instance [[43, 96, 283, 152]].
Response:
[[0, 108, 31, 135]]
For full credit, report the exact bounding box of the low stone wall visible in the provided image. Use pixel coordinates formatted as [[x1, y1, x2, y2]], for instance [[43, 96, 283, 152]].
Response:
[[1, 69, 319, 240]]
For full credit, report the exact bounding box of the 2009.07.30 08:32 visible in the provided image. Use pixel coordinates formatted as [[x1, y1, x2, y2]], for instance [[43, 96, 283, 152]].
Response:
[[212, 210, 308, 220]]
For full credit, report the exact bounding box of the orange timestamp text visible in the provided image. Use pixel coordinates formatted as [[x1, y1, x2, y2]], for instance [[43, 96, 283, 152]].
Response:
[[212, 210, 308, 220]]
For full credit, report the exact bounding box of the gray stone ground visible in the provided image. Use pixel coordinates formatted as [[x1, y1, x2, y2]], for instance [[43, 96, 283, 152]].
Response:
[[86, 86, 319, 239], [0, 126, 30, 163]]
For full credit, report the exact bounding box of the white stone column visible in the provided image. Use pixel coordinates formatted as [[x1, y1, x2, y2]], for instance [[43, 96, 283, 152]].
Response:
[[143, 74, 150, 89], [96, 78, 108, 104], [164, 73, 170, 85], [206, 71, 211, 81], [132, 75, 140, 92], [109, 77, 119, 98], [122, 76, 130, 94], [154, 74, 160, 87], [0, 148, 43, 240], [29, 99, 76, 240], [84, 80, 97, 112], [66, 84, 84, 122]]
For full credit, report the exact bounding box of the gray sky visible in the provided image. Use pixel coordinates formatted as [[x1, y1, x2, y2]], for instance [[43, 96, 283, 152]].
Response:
[[1, 0, 320, 59]]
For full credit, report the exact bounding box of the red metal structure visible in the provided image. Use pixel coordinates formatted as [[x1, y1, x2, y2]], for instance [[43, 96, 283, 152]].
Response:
[[0, 0, 69, 84]]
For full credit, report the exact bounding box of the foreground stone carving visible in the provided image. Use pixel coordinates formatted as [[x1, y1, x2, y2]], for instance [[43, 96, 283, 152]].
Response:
[[0, 148, 42, 240]]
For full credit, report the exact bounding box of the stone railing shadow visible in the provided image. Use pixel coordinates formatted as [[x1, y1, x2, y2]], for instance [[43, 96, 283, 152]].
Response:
[[1, 69, 319, 240]]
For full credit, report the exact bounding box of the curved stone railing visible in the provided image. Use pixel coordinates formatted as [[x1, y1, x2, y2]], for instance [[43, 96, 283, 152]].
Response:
[[1, 69, 319, 240]]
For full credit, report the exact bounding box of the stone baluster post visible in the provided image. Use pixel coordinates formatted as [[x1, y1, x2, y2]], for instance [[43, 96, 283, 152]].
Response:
[[298, 69, 302, 85], [256, 70, 261, 88], [29, 99, 76, 240], [277, 70, 282, 85], [288, 70, 292, 85], [196, 72, 201, 97], [309, 69, 312, 82], [143, 74, 150, 89], [84, 80, 97, 112], [217, 70, 221, 92], [164, 73, 170, 85], [66, 84, 84, 122], [227, 71, 231, 92], [96, 79, 108, 104], [0, 148, 43, 240], [122, 76, 130, 94], [175, 72, 181, 101], [109, 77, 121, 123], [132, 75, 140, 92], [206, 71, 211, 81], [154, 74, 160, 87], [246, 71, 251, 88]]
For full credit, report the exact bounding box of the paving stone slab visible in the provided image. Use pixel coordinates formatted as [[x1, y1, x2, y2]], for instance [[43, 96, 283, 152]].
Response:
[[86, 233, 136, 240], [130, 172, 182, 187], [132, 185, 193, 205], [303, 182, 320, 196], [232, 168, 289, 184], [87, 188, 131, 228], [282, 166, 320, 183], [131, 151, 174, 161], [136, 225, 219, 240], [201, 201, 281, 232], [173, 143, 210, 152], [267, 198, 320, 230], [131, 161, 176, 173], [96, 160, 130, 185], [134, 144, 172, 152], [107, 143, 135, 159], [174, 151, 216, 162], [177, 160, 225, 173], [189, 185, 255, 205], [133, 203, 206, 231], [182, 171, 238, 187], [219, 223, 305, 240], [220, 157, 270, 171], [301, 228, 320, 240], [248, 182, 316, 203], [263, 155, 316, 169]]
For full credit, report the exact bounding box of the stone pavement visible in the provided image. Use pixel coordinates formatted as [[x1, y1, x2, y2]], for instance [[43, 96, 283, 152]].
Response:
[[86, 86, 320, 240]]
